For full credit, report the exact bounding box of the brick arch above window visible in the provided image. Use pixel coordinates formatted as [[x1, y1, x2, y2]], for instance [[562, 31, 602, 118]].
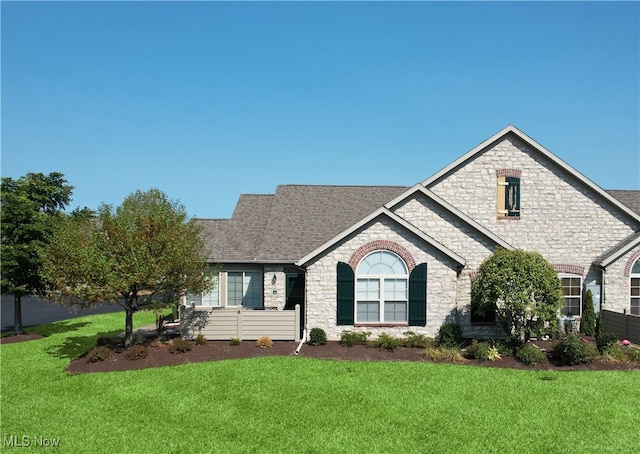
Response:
[[496, 168, 522, 178], [552, 264, 585, 276], [624, 249, 640, 277], [348, 240, 416, 273]]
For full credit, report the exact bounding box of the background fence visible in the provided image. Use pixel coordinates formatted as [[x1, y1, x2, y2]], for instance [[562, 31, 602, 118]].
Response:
[[181, 305, 301, 342], [601, 310, 640, 344]]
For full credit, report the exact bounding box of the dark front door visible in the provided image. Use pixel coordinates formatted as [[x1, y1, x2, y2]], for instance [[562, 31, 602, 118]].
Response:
[[285, 273, 305, 338]]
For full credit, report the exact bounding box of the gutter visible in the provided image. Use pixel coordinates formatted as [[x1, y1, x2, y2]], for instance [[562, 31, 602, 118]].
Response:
[[294, 329, 307, 355]]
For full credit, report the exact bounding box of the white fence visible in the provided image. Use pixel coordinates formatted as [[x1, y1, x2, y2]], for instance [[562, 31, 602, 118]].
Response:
[[180, 305, 301, 342]]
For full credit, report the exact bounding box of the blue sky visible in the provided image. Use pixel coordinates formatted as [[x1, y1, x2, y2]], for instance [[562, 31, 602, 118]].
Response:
[[2, 1, 639, 219]]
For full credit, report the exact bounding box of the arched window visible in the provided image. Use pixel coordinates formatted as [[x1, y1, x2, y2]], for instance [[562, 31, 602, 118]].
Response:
[[355, 251, 408, 323], [631, 259, 640, 316]]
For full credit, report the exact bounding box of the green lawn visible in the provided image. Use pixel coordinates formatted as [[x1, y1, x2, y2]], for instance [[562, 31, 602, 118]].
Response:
[[1, 313, 639, 453]]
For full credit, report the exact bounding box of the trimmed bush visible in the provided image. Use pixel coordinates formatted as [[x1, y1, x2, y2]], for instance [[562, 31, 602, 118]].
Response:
[[437, 322, 463, 348], [86, 346, 114, 363], [466, 340, 491, 360], [403, 331, 434, 349], [256, 336, 273, 348], [309, 328, 327, 346], [376, 333, 401, 351], [596, 332, 618, 353], [516, 343, 546, 365], [124, 344, 148, 361], [552, 334, 598, 365], [167, 338, 193, 354], [340, 330, 370, 347], [229, 338, 241, 346]]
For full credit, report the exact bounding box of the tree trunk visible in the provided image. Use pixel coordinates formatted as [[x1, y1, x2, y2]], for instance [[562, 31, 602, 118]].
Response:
[[125, 308, 134, 349], [14, 294, 24, 335]]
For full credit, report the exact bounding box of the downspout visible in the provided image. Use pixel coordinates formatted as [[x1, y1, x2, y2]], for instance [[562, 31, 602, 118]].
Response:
[[294, 329, 307, 355]]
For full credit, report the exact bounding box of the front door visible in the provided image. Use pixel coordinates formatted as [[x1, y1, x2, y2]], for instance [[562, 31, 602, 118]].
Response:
[[285, 273, 305, 338]]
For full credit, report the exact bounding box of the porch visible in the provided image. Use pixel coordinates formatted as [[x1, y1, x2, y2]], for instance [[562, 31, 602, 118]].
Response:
[[180, 304, 301, 342]]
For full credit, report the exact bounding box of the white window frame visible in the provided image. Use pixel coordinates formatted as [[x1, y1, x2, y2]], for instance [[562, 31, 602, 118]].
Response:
[[186, 270, 220, 307], [355, 251, 408, 324], [630, 259, 640, 316], [559, 274, 582, 317]]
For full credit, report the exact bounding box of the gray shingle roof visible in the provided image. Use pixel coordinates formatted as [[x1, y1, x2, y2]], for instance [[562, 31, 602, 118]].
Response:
[[607, 190, 640, 216], [198, 185, 408, 262]]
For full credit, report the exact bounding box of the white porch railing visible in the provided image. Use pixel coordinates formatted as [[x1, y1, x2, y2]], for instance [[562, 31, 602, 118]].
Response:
[[180, 304, 301, 342]]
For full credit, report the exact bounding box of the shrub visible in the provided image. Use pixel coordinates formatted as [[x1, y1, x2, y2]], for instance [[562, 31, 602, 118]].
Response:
[[516, 343, 546, 365], [403, 331, 434, 349], [596, 332, 618, 353], [194, 333, 207, 345], [466, 340, 491, 360], [167, 338, 193, 354], [466, 341, 501, 361], [424, 346, 465, 363], [581, 289, 596, 336], [256, 336, 273, 348], [624, 346, 640, 363], [437, 322, 463, 348], [340, 331, 370, 347], [309, 328, 327, 346], [552, 334, 598, 365], [124, 344, 148, 361], [230, 338, 241, 346], [600, 343, 627, 362], [86, 346, 113, 363], [376, 333, 401, 351]]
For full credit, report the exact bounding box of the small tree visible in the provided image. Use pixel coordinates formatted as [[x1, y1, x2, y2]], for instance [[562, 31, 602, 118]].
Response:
[[1, 172, 73, 334], [40, 189, 213, 348], [471, 248, 563, 346], [581, 289, 596, 336]]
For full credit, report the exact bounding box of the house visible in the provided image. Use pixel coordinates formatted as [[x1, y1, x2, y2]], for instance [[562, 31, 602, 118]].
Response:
[[183, 125, 640, 343]]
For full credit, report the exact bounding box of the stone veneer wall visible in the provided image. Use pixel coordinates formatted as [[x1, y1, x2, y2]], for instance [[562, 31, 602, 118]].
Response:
[[427, 136, 639, 268], [603, 247, 640, 314], [305, 217, 460, 341]]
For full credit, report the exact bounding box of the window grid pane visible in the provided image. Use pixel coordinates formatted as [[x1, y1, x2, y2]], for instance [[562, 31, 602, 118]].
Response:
[[228, 273, 243, 306], [631, 278, 640, 315], [561, 277, 582, 316], [357, 301, 380, 322], [384, 301, 407, 322]]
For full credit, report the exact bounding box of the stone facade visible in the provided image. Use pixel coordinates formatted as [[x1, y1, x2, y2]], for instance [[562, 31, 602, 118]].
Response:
[[203, 127, 640, 342]]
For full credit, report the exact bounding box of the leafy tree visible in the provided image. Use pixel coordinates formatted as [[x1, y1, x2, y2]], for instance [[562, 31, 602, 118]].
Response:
[[1, 172, 73, 334], [471, 248, 563, 346], [40, 189, 212, 348], [581, 289, 596, 336]]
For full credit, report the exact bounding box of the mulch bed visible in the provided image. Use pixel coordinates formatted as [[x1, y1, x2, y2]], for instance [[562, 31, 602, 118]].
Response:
[[0, 333, 44, 344], [4, 333, 638, 374], [66, 338, 640, 374]]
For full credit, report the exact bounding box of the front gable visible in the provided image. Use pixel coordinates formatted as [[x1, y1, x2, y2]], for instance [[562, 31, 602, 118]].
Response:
[[424, 125, 640, 266]]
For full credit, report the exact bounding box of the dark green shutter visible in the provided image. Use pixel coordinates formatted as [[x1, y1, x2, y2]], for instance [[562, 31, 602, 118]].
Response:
[[408, 263, 427, 326], [336, 262, 354, 325], [505, 176, 520, 216]]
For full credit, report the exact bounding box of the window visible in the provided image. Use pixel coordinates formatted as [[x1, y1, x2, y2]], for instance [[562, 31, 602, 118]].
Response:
[[560, 276, 582, 316], [186, 268, 220, 307], [631, 259, 640, 316], [228, 271, 262, 308], [497, 172, 520, 219], [355, 251, 408, 323]]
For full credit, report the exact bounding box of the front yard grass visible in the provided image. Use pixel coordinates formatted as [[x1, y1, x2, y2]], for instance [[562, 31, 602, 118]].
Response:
[[1, 313, 639, 453]]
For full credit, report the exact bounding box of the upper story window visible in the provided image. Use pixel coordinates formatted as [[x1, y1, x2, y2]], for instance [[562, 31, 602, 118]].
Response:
[[497, 169, 521, 219], [631, 259, 640, 316], [355, 251, 408, 323]]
